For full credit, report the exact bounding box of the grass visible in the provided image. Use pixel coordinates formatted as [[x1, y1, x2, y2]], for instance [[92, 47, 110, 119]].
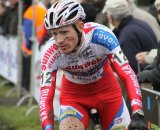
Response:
[[0, 104, 60, 130], [0, 77, 58, 130], [0, 77, 93, 130], [0, 105, 41, 130]]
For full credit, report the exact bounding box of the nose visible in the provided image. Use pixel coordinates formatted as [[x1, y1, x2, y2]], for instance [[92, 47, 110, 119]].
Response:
[[55, 34, 65, 44]]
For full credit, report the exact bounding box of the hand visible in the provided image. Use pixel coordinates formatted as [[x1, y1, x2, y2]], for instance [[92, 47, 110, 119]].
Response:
[[44, 124, 54, 130], [128, 113, 148, 130], [135, 52, 148, 64]]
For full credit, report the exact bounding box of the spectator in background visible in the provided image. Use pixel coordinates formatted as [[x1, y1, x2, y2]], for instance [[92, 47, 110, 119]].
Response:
[[80, 0, 99, 22], [155, 0, 160, 23], [94, 0, 109, 26], [0, 2, 7, 35], [127, 0, 160, 65], [136, 0, 160, 92], [21, 0, 50, 91], [127, 0, 160, 43], [2, 0, 18, 36], [103, 0, 158, 74], [22, 0, 32, 13], [149, 0, 160, 25]]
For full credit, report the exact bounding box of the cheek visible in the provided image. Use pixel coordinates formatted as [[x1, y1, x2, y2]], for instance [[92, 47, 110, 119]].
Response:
[[67, 35, 78, 46], [67, 36, 75, 41]]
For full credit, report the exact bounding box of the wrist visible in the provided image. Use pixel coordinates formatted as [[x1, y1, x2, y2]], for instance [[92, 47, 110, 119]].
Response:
[[132, 109, 144, 120], [44, 124, 54, 130]]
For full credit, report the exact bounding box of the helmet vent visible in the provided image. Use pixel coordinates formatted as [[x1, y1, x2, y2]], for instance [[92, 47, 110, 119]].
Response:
[[58, 7, 68, 17], [66, 10, 78, 21], [53, 2, 58, 8], [65, 2, 74, 6], [44, 21, 49, 28], [49, 12, 54, 26], [44, 0, 86, 29], [56, 15, 63, 25], [70, 4, 79, 11]]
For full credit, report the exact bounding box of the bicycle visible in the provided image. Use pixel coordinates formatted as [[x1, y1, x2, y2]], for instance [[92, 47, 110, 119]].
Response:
[[90, 109, 101, 130]]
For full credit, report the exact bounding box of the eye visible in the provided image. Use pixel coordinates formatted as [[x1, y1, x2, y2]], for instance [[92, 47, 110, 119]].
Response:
[[61, 31, 67, 35], [50, 31, 57, 37]]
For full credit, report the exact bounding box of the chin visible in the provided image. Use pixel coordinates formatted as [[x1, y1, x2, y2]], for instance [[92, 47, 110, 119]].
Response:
[[61, 49, 72, 54]]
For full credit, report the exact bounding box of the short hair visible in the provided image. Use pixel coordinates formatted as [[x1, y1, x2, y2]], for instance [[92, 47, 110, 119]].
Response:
[[155, 0, 160, 8], [103, 0, 131, 20]]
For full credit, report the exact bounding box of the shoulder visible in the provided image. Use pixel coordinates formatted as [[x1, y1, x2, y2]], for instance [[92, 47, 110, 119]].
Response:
[[127, 18, 153, 32], [41, 38, 60, 71], [84, 22, 119, 51], [41, 37, 60, 59], [120, 18, 148, 35], [84, 22, 110, 33]]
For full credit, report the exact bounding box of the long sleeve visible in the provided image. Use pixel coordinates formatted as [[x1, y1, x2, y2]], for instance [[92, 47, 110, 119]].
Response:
[[39, 70, 56, 130], [39, 39, 59, 130], [108, 46, 143, 112]]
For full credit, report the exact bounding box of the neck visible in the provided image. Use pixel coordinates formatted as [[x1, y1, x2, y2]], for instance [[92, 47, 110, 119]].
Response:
[[72, 38, 83, 53], [112, 20, 121, 28]]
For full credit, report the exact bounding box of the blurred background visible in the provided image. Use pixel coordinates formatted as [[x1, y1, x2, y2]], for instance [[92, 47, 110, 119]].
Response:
[[0, 0, 160, 130]]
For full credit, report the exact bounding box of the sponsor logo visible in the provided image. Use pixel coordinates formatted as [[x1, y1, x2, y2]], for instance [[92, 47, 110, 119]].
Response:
[[63, 57, 105, 76], [39, 89, 49, 122], [59, 109, 77, 120], [114, 117, 123, 124], [48, 51, 61, 69], [81, 46, 95, 59], [59, 106, 83, 122], [92, 29, 118, 51], [65, 58, 102, 71], [122, 64, 142, 97], [41, 44, 59, 71]]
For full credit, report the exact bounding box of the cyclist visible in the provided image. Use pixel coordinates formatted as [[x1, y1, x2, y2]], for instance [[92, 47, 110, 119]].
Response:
[[39, 0, 148, 130]]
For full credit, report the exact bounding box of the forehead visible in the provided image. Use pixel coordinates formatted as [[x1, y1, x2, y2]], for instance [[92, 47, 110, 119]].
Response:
[[50, 25, 73, 33]]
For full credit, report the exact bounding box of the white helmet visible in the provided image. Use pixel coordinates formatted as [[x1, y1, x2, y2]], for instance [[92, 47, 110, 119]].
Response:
[[44, 0, 86, 29]]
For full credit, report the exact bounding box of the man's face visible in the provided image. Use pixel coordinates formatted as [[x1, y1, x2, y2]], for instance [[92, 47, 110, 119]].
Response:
[[157, 4, 160, 15], [50, 25, 79, 54]]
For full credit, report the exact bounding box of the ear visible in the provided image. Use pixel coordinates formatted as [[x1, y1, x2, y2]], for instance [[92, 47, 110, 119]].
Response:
[[76, 21, 84, 32], [107, 15, 112, 24]]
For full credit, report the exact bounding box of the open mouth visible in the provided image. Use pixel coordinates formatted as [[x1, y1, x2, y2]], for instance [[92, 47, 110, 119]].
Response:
[[60, 46, 67, 51]]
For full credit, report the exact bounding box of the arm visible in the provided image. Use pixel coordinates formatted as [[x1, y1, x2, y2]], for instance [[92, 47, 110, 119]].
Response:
[[39, 41, 59, 130], [95, 26, 148, 129], [39, 69, 57, 130], [108, 46, 142, 112], [91, 27, 142, 110], [108, 47, 149, 130], [137, 63, 160, 83], [137, 47, 160, 84]]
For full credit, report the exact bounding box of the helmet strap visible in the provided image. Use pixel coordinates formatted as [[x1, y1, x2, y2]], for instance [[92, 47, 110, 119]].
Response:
[[72, 24, 82, 52]]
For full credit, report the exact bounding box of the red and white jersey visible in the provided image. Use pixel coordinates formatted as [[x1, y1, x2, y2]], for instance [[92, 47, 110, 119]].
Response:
[[39, 22, 142, 129]]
